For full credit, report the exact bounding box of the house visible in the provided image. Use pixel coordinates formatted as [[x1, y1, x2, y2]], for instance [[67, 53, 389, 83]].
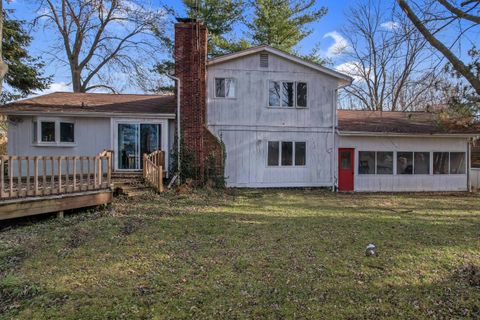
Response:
[[1, 18, 478, 192]]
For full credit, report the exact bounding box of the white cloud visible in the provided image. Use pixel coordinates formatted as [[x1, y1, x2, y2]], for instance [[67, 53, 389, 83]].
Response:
[[335, 61, 367, 81], [381, 21, 400, 30], [323, 31, 349, 57], [34, 82, 72, 96]]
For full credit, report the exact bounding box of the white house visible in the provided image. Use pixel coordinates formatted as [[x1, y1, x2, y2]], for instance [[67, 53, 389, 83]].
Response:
[[1, 19, 478, 192]]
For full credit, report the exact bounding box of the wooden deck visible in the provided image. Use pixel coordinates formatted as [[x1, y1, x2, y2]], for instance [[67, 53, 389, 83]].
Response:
[[0, 151, 113, 220]]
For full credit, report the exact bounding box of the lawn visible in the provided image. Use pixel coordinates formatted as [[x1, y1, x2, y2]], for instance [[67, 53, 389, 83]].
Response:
[[1, 189, 479, 319]]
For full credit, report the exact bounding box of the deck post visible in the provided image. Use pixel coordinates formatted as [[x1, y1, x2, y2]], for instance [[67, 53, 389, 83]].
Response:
[[57, 211, 64, 219]]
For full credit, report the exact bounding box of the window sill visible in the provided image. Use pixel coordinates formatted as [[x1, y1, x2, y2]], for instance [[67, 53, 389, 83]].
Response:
[[267, 106, 308, 109], [32, 142, 77, 148]]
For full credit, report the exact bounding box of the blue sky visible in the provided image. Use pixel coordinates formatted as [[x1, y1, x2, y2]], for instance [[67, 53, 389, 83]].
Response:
[[2, 0, 415, 94]]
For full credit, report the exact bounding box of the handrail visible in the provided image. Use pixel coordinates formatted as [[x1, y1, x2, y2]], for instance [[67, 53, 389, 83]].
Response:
[[0, 151, 112, 200], [143, 150, 164, 193]]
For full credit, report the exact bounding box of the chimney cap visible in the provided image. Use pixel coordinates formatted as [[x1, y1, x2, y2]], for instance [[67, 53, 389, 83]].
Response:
[[176, 17, 203, 23]]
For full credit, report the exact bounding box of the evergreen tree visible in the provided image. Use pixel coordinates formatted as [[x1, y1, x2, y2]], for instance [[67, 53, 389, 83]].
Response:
[[2, 12, 51, 103], [183, 0, 248, 56], [248, 0, 327, 54]]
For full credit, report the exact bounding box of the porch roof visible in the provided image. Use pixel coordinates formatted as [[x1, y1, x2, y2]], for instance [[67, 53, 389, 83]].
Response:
[[0, 92, 176, 116], [337, 110, 480, 136]]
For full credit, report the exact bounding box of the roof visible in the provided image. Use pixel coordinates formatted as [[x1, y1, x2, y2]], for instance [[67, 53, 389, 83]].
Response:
[[338, 110, 480, 136], [207, 45, 353, 84], [0, 92, 176, 116]]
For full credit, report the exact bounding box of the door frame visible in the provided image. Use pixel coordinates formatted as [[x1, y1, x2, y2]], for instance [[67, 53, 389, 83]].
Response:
[[338, 148, 355, 192], [112, 118, 169, 172]]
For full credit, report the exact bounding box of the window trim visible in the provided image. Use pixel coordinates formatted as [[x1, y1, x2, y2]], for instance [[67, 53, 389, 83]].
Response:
[[358, 151, 393, 175], [356, 151, 466, 176], [32, 117, 76, 147], [214, 77, 236, 99], [267, 80, 308, 109], [267, 140, 307, 167]]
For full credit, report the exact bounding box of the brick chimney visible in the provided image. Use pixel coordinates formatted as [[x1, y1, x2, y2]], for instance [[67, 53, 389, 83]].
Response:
[[174, 18, 223, 183]]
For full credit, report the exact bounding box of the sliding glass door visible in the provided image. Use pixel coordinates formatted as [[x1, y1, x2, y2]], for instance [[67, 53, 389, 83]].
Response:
[[117, 123, 161, 170]]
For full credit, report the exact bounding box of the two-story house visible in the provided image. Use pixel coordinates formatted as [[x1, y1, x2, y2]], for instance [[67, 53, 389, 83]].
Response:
[[2, 19, 478, 192]]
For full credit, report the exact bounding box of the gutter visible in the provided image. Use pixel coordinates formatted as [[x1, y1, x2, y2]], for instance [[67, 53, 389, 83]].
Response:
[[1, 110, 176, 119], [167, 74, 181, 181], [337, 130, 480, 138]]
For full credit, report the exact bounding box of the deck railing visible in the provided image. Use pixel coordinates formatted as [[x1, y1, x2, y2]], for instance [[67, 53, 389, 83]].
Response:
[[143, 150, 164, 193], [0, 150, 112, 200]]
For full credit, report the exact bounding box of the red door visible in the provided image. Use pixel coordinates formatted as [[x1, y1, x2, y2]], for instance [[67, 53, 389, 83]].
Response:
[[338, 148, 354, 192]]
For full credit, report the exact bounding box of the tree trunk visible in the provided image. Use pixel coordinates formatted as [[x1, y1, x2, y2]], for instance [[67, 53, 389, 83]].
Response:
[[71, 67, 83, 93], [0, 0, 9, 94], [397, 0, 480, 95]]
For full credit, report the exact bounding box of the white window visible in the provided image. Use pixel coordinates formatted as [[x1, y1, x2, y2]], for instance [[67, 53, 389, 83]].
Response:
[[33, 118, 75, 145], [396, 152, 430, 175], [267, 141, 306, 166], [433, 152, 466, 174], [269, 81, 307, 108], [215, 78, 235, 98], [359, 151, 393, 175]]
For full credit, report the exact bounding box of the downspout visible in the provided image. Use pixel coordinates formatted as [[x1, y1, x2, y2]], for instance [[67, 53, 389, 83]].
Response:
[[332, 82, 352, 192], [468, 138, 472, 192], [167, 74, 181, 183]]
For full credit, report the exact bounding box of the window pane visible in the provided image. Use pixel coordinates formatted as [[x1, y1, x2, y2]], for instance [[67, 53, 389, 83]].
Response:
[[414, 152, 430, 174], [60, 122, 74, 143], [32, 121, 37, 143], [340, 151, 351, 169], [215, 78, 225, 97], [281, 82, 294, 107], [377, 152, 393, 174], [397, 152, 413, 174], [359, 151, 375, 174], [295, 142, 306, 166], [296, 82, 307, 107], [41, 122, 55, 142], [450, 152, 465, 174], [225, 79, 235, 98], [269, 81, 280, 106], [281, 141, 293, 165], [433, 152, 449, 174], [267, 141, 279, 166]]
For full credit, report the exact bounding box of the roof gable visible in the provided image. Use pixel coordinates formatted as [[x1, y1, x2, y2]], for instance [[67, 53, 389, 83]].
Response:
[[207, 45, 353, 84]]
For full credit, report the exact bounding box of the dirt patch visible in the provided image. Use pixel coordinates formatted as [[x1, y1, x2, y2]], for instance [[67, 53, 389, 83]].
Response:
[[456, 264, 480, 287]]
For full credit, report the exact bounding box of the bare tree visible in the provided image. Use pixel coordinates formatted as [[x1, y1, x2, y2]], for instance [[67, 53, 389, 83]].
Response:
[[35, 0, 169, 93], [338, 0, 444, 111], [397, 0, 480, 95]]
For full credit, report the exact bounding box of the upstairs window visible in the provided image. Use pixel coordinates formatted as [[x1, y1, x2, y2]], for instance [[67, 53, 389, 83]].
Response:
[[269, 81, 307, 108], [215, 78, 235, 98]]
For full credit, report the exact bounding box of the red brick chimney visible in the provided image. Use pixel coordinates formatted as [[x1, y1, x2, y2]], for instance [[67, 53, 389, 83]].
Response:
[[174, 18, 223, 183]]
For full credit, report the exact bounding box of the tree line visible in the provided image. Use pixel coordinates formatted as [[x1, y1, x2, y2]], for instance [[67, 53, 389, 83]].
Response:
[[0, 0, 477, 115]]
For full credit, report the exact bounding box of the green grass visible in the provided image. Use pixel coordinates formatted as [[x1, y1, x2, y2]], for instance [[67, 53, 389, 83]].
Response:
[[1, 189, 479, 319]]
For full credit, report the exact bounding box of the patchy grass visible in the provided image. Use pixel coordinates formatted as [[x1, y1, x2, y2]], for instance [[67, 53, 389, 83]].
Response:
[[1, 189, 480, 319]]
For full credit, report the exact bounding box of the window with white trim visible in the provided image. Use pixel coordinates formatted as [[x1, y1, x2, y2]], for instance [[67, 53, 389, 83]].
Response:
[[267, 141, 306, 166], [433, 152, 465, 174], [215, 78, 235, 98], [269, 81, 307, 108], [358, 151, 393, 175], [33, 118, 75, 145]]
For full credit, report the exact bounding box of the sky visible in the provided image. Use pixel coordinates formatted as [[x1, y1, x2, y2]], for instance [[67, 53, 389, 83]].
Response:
[[2, 0, 457, 95]]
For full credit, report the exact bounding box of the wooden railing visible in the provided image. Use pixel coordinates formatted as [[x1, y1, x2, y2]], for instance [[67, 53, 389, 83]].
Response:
[[143, 150, 164, 193], [0, 150, 112, 200]]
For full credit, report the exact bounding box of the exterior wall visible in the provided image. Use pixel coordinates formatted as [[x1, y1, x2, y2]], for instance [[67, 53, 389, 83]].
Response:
[[7, 115, 174, 175], [471, 168, 480, 190], [207, 53, 338, 187], [337, 135, 469, 192], [8, 116, 110, 157]]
